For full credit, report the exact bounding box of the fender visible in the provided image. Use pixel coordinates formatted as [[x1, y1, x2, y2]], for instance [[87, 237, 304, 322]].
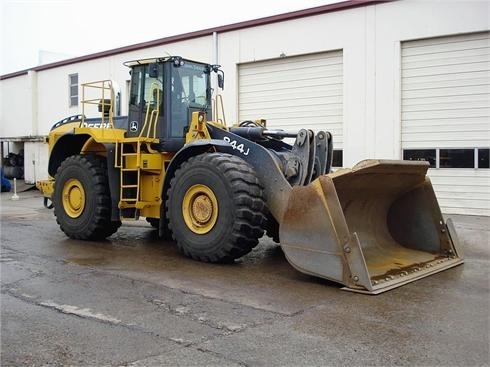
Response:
[[207, 125, 292, 222], [48, 133, 91, 176], [164, 128, 294, 226], [163, 139, 233, 190]]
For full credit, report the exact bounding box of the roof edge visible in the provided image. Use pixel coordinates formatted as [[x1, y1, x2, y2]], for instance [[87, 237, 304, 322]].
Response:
[[1, 0, 387, 80]]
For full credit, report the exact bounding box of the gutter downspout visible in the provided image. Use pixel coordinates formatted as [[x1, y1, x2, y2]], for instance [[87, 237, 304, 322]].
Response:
[[213, 31, 218, 92], [212, 31, 219, 121]]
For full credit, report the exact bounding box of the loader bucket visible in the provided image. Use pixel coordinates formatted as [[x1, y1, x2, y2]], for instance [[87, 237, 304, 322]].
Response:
[[279, 159, 463, 294]]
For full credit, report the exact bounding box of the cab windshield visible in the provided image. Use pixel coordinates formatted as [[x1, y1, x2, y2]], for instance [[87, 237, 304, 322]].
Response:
[[172, 61, 210, 109]]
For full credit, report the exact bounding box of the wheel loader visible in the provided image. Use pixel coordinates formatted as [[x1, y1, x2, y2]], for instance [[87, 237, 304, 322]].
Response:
[[37, 56, 463, 294]]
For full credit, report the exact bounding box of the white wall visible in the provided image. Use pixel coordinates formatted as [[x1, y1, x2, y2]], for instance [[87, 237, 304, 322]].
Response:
[[0, 74, 32, 137], [24, 141, 49, 183]]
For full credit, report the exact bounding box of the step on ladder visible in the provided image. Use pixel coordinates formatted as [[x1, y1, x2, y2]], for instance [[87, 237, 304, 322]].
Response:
[[116, 140, 143, 218], [115, 138, 162, 219], [120, 142, 140, 202]]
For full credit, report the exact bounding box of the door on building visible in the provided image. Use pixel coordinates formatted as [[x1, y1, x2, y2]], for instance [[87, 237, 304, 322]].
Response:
[[401, 31, 490, 215], [238, 51, 344, 167]]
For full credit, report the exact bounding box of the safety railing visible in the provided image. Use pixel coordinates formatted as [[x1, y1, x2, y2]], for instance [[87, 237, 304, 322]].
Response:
[[80, 80, 115, 128], [213, 94, 227, 127]]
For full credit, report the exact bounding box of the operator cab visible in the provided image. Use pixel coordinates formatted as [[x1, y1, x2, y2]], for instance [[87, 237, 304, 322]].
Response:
[[125, 56, 223, 151]]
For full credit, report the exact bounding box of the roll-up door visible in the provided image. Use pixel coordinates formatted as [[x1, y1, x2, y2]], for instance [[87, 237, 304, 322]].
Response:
[[238, 51, 343, 151], [401, 32, 490, 215]]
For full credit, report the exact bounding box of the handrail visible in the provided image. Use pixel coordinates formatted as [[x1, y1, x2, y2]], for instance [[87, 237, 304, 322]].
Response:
[[212, 94, 226, 127], [139, 82, 160, 139], [80, 80, 115, 128]]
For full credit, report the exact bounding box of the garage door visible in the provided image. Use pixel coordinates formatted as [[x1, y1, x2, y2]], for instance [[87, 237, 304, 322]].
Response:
[[401, 31, 490, 216], [238, 51, 343, 151]]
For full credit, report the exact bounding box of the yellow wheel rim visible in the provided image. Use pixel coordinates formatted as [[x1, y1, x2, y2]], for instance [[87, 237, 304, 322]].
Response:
[[62, 178, 85, 218], [182, 184, 218, 234]]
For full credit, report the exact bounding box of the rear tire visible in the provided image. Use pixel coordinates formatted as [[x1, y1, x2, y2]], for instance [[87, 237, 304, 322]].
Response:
[[167, 153, 267, 262], [53, 155, 121, 240]]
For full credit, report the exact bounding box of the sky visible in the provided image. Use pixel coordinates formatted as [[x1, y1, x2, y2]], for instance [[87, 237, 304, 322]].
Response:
[[0, 0, 340, 75]]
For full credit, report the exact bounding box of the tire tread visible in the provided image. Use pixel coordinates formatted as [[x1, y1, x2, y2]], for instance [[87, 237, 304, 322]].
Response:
[[168, 153, 267, 262]]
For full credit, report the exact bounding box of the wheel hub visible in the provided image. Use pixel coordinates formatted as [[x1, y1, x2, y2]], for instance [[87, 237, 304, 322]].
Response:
[[62, 178, 85, 218], [183, 184, 218, 234], [192, 194, 213, 223]]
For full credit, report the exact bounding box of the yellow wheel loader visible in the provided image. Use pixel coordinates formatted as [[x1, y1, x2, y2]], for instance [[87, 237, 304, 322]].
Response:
[[38, 56, 463, 294]]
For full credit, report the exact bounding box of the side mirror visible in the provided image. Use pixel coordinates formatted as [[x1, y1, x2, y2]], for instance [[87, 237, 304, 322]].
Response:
[[217, 70, 224, 90], [148, 63, 159, 78]]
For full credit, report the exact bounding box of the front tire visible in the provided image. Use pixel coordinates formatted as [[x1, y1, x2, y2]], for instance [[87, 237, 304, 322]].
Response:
[[167, 153, 267, 262], [53, 154, 120, 240]]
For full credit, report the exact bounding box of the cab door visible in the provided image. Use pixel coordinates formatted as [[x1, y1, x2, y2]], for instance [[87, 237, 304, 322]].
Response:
[[127, 64, 164, 138]]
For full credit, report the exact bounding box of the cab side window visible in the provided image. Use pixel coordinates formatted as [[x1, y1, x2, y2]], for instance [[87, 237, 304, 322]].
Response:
[[143, 68, 163, 111], [129, 66, 144, 107]]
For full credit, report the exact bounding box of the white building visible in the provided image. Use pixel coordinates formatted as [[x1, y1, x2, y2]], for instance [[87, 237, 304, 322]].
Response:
[[1, 0, 489, 215]]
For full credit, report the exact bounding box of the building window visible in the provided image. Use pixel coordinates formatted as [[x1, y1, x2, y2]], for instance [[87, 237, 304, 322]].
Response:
[[332, 150, 343, 167], [403, 149, 436, 168], [403, 148, 489, 169], [69, 73, 78, 107], [478, 148, 489, 168], [439, 149, 474, 168]]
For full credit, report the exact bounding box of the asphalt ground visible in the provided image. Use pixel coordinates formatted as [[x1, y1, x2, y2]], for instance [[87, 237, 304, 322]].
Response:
[[1, 188, 489, 366]]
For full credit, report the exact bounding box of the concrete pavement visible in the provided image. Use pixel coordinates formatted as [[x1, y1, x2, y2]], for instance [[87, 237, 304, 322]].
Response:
[[1, 189, 489, 366]]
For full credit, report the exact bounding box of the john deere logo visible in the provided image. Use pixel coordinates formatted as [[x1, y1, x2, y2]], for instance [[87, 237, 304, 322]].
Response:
[[129, 121, 138, 132]]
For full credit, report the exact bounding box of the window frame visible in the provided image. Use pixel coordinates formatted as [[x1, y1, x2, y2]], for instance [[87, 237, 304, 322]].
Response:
[[68, 73, 78, 107], [402, 147, 489, 169], [332, 149, 343, 168]]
